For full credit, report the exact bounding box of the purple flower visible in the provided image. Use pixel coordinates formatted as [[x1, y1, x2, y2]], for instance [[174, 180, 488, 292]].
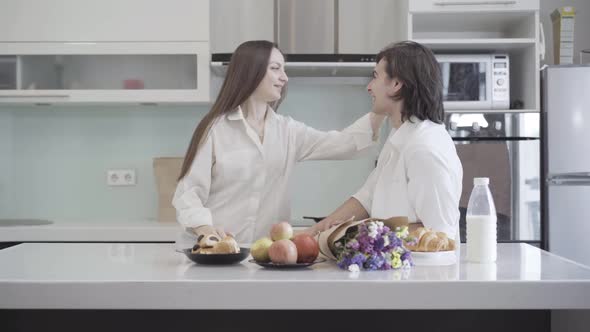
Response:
[[335, 221, 412, 271], [366, 253, 387, 270], [351, 253, 367, 266], [374, 236, 386, 251], [346, 239, 360, 250]]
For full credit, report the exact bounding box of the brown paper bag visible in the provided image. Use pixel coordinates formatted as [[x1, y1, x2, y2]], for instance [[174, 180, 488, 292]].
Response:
[[153, 157, 184, 223]]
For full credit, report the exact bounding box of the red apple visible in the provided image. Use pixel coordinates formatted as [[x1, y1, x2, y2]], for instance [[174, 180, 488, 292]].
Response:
[[291, 233, 320, 263], [268, 239, 297, 264]]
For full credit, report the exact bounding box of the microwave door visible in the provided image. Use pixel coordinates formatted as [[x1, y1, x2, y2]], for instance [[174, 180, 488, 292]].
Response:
[[485, 60, 493, 108], [437, 55, 492, 110]]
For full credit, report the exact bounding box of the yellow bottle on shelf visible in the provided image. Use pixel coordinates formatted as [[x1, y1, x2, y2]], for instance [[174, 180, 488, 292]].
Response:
[[551, 6, 576, 64]]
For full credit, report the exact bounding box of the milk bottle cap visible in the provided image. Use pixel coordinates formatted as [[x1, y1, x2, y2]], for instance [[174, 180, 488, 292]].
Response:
[[474, 177, 489, 185]]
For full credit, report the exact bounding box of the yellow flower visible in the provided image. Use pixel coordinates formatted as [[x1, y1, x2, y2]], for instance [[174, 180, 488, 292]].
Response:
[[391, 252, 402, 269], [396, 226, 409, 239]]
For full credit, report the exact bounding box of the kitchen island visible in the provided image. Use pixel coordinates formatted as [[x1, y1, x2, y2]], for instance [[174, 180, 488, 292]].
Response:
[[0, 243, 589, 331]]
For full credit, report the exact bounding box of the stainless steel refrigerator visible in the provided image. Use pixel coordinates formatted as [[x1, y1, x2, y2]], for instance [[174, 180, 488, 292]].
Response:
[[542, 65, 590, 267]]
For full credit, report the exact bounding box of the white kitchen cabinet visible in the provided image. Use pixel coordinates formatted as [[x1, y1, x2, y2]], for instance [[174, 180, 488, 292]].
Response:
[[210, 0, 274, 53], [405, 0, 541, 113], [409, 0, 538, 13], [0, 42, 210, 104], [0, 0, 209, 42]]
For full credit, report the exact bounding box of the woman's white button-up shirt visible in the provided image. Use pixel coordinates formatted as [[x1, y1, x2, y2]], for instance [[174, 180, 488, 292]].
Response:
[[173, 106, 377, 246]]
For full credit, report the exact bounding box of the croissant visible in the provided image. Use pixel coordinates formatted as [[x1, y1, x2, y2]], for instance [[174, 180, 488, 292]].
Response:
[[199, 234, 221, 248], [405, 227, 455, 252], [195, 235, 240, 254]]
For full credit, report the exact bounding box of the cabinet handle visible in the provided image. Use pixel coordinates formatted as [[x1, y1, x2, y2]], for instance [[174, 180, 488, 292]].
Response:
[[434, 1, 517, 6], [0, 94, 70, 98]]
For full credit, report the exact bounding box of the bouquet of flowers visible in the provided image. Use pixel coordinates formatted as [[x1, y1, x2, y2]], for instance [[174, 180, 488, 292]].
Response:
[[332, 219, 414, 272]]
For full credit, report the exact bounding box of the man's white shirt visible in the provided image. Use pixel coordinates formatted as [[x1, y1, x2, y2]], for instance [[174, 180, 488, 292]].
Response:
[[353, 117, 463, 240]]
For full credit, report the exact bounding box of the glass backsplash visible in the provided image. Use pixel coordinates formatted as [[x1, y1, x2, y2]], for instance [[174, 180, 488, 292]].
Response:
[[0, 80, 378, 224]]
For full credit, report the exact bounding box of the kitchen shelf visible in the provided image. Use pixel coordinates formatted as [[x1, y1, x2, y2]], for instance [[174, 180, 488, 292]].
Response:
[[444, 109, 538, 114], [414, 38, 536, 51], [411, 11, 537, 39], [452, 136, 539, 142]]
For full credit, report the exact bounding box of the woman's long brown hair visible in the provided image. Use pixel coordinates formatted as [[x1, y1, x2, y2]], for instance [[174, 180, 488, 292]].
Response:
[[178, 40, 287, 180]]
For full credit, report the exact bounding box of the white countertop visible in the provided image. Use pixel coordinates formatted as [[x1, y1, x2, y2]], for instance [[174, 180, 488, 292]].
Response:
[[0, 219, 312, 242], [0, 220, 180, 242], [1, 243, 589, 310]]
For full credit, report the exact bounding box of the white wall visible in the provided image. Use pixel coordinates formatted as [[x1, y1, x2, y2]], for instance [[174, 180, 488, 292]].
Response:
[[540, 0, 590, 64]]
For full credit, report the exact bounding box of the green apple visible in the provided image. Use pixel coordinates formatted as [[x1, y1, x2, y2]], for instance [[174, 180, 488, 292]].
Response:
[[251, 237, 274, 262]]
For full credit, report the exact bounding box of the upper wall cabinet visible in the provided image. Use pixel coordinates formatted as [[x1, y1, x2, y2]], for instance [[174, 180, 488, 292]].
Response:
[[210, 0, 274, 53], [0, 0, 209, 42], [211, 0, 407, 55], [0, 0, 210, 104], [0, 42, 210, 104], [338, 0, 407, 54], [409, 0, 538, 13]]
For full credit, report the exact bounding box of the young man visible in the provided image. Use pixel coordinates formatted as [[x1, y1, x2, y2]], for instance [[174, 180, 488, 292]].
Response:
[[307, 41, 463, 242]]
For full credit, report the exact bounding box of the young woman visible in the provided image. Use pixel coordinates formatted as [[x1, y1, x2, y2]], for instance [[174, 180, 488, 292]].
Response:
[[173, 40, 384, 248]]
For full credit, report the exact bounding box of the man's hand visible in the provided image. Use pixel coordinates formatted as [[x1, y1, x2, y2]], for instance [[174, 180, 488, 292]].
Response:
[[302, 216, 353, 236], [303, 198, 369, 236]]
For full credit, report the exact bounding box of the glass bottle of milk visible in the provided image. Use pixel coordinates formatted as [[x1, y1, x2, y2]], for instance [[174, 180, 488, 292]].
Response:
[[466, 177, 497, 263]]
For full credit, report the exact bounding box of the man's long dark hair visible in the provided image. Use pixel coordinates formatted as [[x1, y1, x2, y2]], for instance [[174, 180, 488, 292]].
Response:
[[178, 40, 287, 181], [376, 41, 444, 124]]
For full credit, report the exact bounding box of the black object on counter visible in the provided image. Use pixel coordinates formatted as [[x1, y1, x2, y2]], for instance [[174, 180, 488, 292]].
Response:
[[180, 248, 250, 265], [303, 216, 326, 223]]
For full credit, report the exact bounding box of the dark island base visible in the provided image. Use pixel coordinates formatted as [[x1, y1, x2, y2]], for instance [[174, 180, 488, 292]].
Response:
[[1, 309, 549, 332]]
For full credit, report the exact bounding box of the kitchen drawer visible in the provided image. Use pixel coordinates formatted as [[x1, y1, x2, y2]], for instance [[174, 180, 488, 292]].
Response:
[[410, 0, 539, 13]]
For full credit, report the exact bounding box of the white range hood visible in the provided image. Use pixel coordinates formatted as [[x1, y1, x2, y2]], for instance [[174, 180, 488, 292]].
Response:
[[210, 54, 375, 77]]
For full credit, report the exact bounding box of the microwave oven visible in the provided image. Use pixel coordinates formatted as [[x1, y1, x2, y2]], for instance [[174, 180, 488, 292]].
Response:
[[436, 54, 509, 110]]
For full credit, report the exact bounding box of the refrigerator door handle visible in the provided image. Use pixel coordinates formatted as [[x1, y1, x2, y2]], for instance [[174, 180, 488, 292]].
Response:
[[547, 179, 590, 186], [548, 172, 590, 180], [548, 179, 590, 186], [547, 173, 590, 186]]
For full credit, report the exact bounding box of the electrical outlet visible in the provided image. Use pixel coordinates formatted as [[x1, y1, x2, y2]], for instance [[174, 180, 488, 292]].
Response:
[[107, 169, 136, 186]]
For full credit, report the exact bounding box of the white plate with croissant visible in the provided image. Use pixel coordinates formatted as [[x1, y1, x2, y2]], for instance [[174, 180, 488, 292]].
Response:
[[405, 227, 457, 266], [410, 251, 456, 266]]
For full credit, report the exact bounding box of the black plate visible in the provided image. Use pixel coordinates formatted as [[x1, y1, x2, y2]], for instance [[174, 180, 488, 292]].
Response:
[[180, 248, 250, 265], [249, 257, 326, 269]]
